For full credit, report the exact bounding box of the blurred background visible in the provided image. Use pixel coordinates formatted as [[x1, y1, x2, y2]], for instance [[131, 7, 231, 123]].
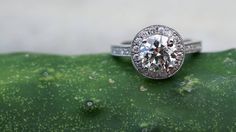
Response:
[[0, 0, 235, 55]]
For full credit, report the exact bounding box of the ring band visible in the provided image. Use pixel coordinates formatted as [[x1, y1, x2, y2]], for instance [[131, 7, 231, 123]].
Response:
[[110, 25, 202, 79], [111, 39, 202, 57]]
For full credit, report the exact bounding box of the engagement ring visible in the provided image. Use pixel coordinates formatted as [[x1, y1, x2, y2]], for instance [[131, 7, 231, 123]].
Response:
[[111, 25, 202, 79]]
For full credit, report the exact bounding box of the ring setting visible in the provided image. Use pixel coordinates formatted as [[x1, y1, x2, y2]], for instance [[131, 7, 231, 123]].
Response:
[[111, 25, 202, 79]]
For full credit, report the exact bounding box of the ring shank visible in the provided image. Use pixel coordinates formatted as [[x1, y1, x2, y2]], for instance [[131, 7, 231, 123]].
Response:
[[111, 39, 202, 57]]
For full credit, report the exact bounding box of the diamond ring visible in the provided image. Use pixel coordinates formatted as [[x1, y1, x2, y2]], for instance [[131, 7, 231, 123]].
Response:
[[111, 25, 202, 79]]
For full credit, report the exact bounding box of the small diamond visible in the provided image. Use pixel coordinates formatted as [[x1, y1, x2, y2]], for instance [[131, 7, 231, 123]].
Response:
[[139, 31, 149, 38], [149, 28, 157, 34], [163, 29, 172, 36], [158, 27, 165, 34], [133, 54, 140, 61], [132, 46, 139, 53], [134, 37, 142, 45]]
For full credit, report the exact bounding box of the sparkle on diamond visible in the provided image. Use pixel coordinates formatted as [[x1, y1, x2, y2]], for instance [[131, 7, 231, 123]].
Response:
[[138, 34, 179, 72]]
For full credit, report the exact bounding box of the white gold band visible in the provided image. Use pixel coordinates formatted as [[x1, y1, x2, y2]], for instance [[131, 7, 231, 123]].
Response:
[[111, 39, 202, 57]]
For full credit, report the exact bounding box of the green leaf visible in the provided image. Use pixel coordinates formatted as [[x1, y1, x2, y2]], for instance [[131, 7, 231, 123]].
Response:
[[0, 49, 236, 131]]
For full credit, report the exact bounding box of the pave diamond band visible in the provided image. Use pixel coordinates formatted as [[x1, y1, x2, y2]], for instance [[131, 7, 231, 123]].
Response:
[[111, 39, 201, 56], [110, 25, 202, 79]]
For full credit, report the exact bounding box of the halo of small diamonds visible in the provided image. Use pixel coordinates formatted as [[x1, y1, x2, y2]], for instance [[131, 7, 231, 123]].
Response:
[[131, 25, 185, 79]]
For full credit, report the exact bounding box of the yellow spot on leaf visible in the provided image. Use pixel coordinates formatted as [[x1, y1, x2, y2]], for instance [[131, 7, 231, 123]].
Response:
[[140, 85, 147, 92], [178, 74, 200, 95], [109, 78, 115, 84]]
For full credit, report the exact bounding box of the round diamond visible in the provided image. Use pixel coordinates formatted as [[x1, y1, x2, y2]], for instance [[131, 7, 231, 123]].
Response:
[[139, 34, 178, 72], [131, 25, 185, 79], [133, 54, 139, 61], [132, 45, 139, 53]]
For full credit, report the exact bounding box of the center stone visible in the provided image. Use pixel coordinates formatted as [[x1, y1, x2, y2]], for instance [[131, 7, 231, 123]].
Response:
[[139, 34, 177, 72]]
